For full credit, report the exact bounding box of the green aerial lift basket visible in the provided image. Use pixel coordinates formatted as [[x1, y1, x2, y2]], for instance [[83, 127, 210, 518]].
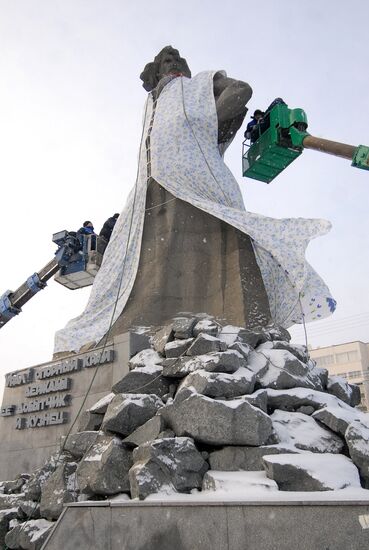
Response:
[[242, 101, 369, 184], [242, 103, 308, 184]]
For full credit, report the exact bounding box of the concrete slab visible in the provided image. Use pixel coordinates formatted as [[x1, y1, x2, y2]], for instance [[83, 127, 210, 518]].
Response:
[[41, 500, 369, 550]]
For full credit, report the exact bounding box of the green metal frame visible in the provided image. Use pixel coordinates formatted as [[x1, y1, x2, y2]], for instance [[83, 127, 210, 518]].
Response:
[[242, 104, 308, 184], [352, 145, 369, 171]]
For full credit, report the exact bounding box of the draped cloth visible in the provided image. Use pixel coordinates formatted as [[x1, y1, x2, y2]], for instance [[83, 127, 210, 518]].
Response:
[[54, 71, 335, 354]]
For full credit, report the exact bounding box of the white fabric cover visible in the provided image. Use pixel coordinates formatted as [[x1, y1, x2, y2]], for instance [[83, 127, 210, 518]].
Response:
[[54, 71, 335, 353]]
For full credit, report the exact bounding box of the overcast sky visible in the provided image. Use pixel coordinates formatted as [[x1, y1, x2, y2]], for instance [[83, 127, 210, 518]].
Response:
[[1, 0, 369, 398]]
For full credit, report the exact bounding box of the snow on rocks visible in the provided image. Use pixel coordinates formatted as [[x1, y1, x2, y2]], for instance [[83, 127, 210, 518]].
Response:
[[102, 393, 164, 437], [257, 340, 309, 364], [178, 367, 256, 399], [327, 375, 361, 407], [172, 316, 198, 339], [129, 437, 208, 499], [5, 518, 54, 550], [164, 338, 194, 358], [312, 405, 364, 437], [271, 410, 344, 453], [202, 470, 279, 494], [185, 333, 227, 356], [160, 392, 273, 446], [88, 392, 115, 414], [345, 419, 369, 486], [193, 318, 220, 337], [76, 433, 132, 496], [263, 453, 361, 491], [254, 349, 324, 391], [128, 348, 162, 370], [112, 365, 170, 398]]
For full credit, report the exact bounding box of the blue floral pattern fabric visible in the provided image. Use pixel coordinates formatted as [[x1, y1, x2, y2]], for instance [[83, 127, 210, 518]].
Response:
[[54, 71, 335, 353]]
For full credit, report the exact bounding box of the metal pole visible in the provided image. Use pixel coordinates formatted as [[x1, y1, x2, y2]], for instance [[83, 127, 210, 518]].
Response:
[[303, 135, 356, 160]]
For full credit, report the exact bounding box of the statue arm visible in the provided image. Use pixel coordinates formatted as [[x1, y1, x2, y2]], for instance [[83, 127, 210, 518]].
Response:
[[213, 71, 253, 123]]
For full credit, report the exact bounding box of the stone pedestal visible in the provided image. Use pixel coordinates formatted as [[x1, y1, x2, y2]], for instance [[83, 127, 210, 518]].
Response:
[[0, 331, 149, 480], [42, 500, 369, 550]]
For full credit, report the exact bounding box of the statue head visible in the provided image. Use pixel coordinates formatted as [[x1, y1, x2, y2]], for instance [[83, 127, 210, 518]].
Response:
[[140, 46, 191, 92]]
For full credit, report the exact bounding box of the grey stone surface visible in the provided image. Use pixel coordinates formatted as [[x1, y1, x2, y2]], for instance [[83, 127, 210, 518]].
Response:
[[327, 376, 361, 407], [186, 334, 227, 356], [77, 411, 104, 432], [123, 415, 165, 447], [76, 434, 132, 496], [129, 437, 208, 499], [160, 392, 273, 446], [17, 500, 40, 520], [271, 410, 344, 453], [227, 341, 252, 359], [88, 393, 115, 414], [178, 367, 255, 399], [0, 494, 25, 510], [296, 405, 315, 415], [112, 365, 170, 397], [263, 453, 360, 491], [62, 431, 98, 459], [5, 518, 54, 550], [257, 340, 308, 363], [102, 394, 164, 437], [241, 390, 268, 413], [209, 444, 298, 471], [256, 349, 323, 391], [346, 419, 369, 486], [24, 452, 70, 502], [40, 462, 78, 520], [172, 317, 197, 339], [0, 509, 18, 548], [262, 326, 291, 343], [128, 349, 162, 370], [151, 324, 173, 355], [161, 356, 203, 378], [193, 319, 220, 337], [203, 350, 248, 374], [312, 406, 362, 436], [164, 338, 194, 358], [3, 477, 26, 495], [265, 387, 342, 412], [42, 501, 369, 550]]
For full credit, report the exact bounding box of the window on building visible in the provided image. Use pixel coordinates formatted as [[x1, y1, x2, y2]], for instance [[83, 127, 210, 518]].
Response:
[[314, 355, 334, 366], [335, 351, 358, 364], [348, 370, 362, 378]]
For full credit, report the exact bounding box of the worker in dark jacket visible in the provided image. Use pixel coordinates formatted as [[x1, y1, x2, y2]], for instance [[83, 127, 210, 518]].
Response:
[[78, 221, 95, 235], [244, 109, 264, 143], [99, 214, 119, 243]]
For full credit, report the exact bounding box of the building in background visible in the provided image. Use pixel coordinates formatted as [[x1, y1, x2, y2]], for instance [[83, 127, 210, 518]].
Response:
[[310, 341, 369, 411]]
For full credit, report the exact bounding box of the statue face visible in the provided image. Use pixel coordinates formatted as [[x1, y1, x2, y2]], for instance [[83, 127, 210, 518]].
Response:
[[157, 50, 188, 80]]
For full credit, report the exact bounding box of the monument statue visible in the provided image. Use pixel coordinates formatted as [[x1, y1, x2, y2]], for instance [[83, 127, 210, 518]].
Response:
[[54, 46, 335, 354]]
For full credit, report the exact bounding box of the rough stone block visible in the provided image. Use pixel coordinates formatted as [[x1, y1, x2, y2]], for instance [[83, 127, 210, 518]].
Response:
[[5, 518, 54, 550], [263, 453, 361, 491], [123, 415, 165, 447], [129, 437, 208, 499], [112, 365, 170, 398], [62, 431, 98, 459], [160, 392, 273, 446], [40, 462, 78, 520], [186, 334, 227, 356], [102, 394, 164, 437], [178, 367, 256, 399], [76, 434, 132, 496]]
